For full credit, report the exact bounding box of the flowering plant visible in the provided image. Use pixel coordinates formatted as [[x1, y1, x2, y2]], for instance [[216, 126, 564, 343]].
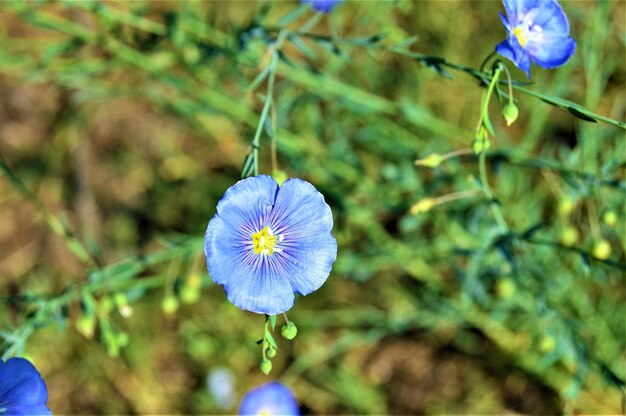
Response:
[[239, 382, 299, 416], [0, 358, 51, 416], [205, 175, 337, 315], [301, 0, 343, 13], [496, 0, 576, 78]]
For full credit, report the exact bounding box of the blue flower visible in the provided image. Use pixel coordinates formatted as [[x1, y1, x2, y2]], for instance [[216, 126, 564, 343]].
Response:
[[239, 382, 299, 416], [205, 175, 337, 315], [0, 358, 51, 416], [496, 0, 576, 78], [301, 0, 343, 13]]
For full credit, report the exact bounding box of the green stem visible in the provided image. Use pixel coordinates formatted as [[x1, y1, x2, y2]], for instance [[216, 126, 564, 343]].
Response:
[[478, 66, 508, 233], [479, 150, 508, 233]]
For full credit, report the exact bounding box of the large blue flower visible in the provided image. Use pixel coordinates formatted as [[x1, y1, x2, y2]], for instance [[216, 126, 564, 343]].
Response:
[[496, 0, 576, 78], [205, 175, 337, 315], [0, 358, 51, 416], [301, 0, 343, 13], [239, 382, 300, 416]]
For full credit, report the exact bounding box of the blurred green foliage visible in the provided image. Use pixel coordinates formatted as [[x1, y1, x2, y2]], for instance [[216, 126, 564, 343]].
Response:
[[0, 0, 624, 414]]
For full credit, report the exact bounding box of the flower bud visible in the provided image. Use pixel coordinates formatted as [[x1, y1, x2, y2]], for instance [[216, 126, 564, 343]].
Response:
[[281, 321, 298, 340], [557, 198, 576, 216], [592, 239, 611, 260], [502, 102, 519, 126], [161, 295, 179, 315], [496, 278, 516, 299], [471, 137, 490, 155], [602, 210, 617, 227], [266, 345, 277, 358], [538, 335, 556, 354], [410, 198, 436, 215], [415, 153, 443, 168], [272, 169, 289, 186], [76, 314, 96, 339], [260, 358, 272, 375], [559, 226, 579, 247], [180, 285, 200, 304]]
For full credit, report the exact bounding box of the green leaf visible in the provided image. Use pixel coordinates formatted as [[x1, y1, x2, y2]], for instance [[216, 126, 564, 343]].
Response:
[[567, 107, 598, 123], [265, 330, 278, 349]]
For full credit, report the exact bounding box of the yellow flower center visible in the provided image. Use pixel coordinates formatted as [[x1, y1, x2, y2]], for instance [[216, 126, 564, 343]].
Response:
[[251, 226, 283, 255], [257, 408, 271, 416], [513, 26, 528, 47]]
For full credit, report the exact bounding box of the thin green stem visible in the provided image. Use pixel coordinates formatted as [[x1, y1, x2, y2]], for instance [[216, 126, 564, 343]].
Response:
[[477, 66, 508, 233], [479, 150, 508, 233]]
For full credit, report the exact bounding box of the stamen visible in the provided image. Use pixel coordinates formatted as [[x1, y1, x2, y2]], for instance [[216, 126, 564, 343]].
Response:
[[251, 226, 284, 255]]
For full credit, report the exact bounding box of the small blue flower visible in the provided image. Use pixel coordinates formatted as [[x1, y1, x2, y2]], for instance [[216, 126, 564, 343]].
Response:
[[239, 382, 300, 416], [205, 175, 337, 315], [0, 358, 51, 416], [496, 0, 576, 78], [301, 0, 343, 13]]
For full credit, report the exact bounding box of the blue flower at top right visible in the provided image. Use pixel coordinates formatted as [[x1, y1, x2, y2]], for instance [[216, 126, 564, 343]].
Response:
[[496, 0, 576, 78]]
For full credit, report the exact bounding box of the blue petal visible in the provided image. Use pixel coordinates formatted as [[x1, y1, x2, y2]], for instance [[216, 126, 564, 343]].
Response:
[[219, 248, 295, 315], [529, 0, 569, 34], [498, 12, 511, 31], [239, 382, 300, 416], [526, 34, 576, 68], [301, 0, 343, 13], [267, 178, 337, 296], [496, 39, 531, 78], [0, 358, 50, 415], [502, 0, 541, 24], [2, 404, 52, 416]]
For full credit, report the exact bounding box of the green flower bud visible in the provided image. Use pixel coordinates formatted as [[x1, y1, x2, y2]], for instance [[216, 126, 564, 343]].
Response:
[[272, 169, 289, 186], [410, 198, 436, 215], [415, 153, 444, 168], [496, 278, 516, 299], [161, 295, 179, 315], [471, 137, 490, 155], [602, 210, 617, 227], [559, 226, 579, 247], [281, 321, 298, 340], [76, 314, 96, 339], [538, 335, 556, 354], [592, 239, 611, 260], [260, 358, 272, 375], [266, 345, 277, 358], [502, 102, 519, 126], [557, 198, 576, 216], [180, 274, 202, 304]]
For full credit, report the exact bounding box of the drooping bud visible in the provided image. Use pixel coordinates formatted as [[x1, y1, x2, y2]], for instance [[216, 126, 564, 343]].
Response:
[[559, 226, 579, 247], [602, 210, 617, 227], [415, 153, 444, 168], [592, 239, 611, 260], [266, 345, 277, 358], [76, 314, 96, 339], [496, 278, 516, 299], [281, 321, 298, 340], [260, 358, 273, 375], [410, 198, 436, 215], [161, 295, 179, 315], [502, 102, 519, 126]]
